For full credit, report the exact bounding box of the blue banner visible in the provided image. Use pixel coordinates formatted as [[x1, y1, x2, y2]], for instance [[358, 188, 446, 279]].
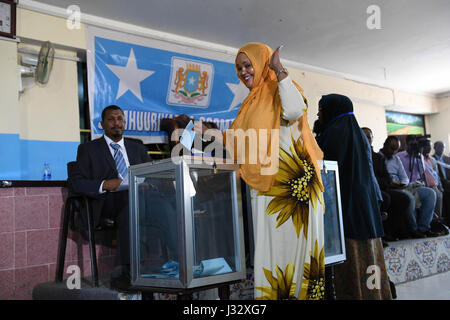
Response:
[[86, 26, 249, 143]]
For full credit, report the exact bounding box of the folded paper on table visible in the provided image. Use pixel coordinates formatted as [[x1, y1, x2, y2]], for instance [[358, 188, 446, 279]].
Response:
[[146, 258, 232, 279], [198, 257, 232, 277]]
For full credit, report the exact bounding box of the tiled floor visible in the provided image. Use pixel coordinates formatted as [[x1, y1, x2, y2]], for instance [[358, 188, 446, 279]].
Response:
[[395, 271, 450, 300]]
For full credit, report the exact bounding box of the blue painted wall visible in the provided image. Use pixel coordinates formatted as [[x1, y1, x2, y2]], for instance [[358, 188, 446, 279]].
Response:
[[0, 133, 79, 180]]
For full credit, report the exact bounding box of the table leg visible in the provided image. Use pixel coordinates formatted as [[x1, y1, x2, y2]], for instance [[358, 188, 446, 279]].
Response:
[[218, 285, 230, 300]]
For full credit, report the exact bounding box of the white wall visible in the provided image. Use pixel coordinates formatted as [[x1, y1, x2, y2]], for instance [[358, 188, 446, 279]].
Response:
[[18, 43, 80, 142], [15, 8, 84, 143], [0, 39, 20, 134], [428, 96, 450, 153], [287, 68, 436, 152], [17, 8, 86, 49]]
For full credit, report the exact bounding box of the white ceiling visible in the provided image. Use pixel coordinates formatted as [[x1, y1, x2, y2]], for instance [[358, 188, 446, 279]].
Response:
[[29, 0, 450, 96]]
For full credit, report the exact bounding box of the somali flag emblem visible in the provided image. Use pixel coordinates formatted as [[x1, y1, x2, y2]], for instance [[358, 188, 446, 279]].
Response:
[[185, 69, 199, 93], [167, 57, 214, 108]]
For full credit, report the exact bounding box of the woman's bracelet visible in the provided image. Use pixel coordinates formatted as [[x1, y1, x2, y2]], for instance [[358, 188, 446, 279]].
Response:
[[276, 68, 288, 78]]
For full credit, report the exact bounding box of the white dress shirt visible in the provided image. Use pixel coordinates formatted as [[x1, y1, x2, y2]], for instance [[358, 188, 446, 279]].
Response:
[[379, 150, 410, 185], [99, 135, 131, 193]]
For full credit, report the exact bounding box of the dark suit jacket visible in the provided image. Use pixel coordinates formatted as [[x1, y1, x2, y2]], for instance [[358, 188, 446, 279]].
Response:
[[371, 150, 392, 192], [68, 136, 151, 226]]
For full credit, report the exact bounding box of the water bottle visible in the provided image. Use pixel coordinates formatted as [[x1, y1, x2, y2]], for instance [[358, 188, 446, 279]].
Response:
[[42, 162, 52, 180]]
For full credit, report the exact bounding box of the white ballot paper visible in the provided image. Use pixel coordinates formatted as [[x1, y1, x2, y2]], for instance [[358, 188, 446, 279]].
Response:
[[179, 120, 195, 150]]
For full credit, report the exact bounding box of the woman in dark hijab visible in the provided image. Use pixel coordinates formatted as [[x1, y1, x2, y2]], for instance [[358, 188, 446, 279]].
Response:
[[317, 94, 392, 300]]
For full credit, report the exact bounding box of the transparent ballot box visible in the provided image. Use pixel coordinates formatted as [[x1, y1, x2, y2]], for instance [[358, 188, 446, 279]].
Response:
[[128, 156, 246, 289], [320, 160, 346, 266]]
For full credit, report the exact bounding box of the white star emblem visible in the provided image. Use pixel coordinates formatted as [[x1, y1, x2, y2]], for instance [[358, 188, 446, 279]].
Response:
[[226, 82, 249, 111], [106, 48, 154, 102], [188, 76, 196, 85]]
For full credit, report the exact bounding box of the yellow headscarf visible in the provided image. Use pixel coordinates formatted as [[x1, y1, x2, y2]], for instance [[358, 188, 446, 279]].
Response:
[[226, 42, 323, 192]]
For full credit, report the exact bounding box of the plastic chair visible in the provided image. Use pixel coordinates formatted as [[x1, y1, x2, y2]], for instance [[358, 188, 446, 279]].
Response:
[[56, 161, 99, 286]]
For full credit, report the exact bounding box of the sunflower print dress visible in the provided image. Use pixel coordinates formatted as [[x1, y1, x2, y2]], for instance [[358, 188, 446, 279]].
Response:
[[251, 106, 325, 300]]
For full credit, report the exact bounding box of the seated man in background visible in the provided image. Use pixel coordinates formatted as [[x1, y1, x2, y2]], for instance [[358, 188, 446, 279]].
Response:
[[379, 136, 432, 238], [421, 139, 444, 220], [433, 141, 450, 180], [69, 105, 152, 291], [431, 141, 450, 225], [395, 135, 438, 237]]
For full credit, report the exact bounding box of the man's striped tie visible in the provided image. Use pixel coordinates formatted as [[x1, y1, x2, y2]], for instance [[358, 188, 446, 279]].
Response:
[[110, 143, 127, 179]]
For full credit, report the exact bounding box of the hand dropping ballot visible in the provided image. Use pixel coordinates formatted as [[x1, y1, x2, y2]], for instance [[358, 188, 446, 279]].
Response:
[[179, 120, 195, 150]]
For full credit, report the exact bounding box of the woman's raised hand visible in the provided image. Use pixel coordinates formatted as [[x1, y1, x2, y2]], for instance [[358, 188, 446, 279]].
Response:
[[269, 45, 284, 72], [270, 45, 288, 81]]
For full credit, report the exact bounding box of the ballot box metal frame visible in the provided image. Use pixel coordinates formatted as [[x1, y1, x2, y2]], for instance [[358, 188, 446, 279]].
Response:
[[128, 156, 246, 289], [320, 160, 346, 266]]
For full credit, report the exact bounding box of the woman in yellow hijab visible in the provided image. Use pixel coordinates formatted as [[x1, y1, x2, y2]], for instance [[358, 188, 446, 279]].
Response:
[[228, 43, 325, 299]]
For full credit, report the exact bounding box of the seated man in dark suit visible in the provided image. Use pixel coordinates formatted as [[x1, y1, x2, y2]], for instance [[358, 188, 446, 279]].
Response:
[[69, 105, 151, 291], [433, 141, 450, 179], [432, 141, 450, 225]]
